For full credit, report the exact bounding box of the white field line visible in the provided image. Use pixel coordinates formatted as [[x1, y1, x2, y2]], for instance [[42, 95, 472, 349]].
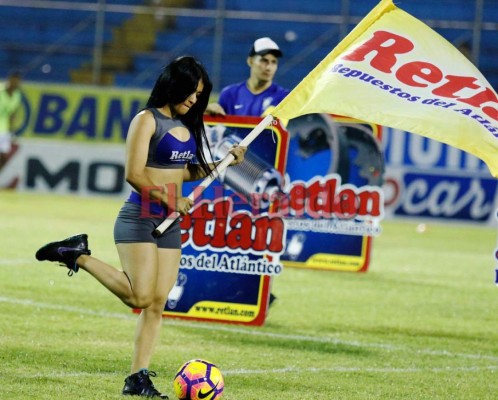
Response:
[[1, 295, 498, 364], [223, 365, 498, 376], [16, 365, 498, 380]]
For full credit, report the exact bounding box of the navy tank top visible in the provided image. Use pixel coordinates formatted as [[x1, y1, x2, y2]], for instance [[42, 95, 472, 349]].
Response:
[[146, 108, 197, 169]]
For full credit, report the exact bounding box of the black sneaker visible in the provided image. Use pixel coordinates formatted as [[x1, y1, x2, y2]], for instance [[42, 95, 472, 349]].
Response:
[[35, 234, 91, 276], [122, 370, 168, 399]]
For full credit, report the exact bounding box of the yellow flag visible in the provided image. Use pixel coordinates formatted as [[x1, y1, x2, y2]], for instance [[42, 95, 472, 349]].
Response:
[[272, 0, 498, 177]]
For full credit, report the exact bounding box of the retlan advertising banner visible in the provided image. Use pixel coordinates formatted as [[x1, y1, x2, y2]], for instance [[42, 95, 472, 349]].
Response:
[[164, 114, 384, 325], [163, 116, 289, 325], [280, 114, 384, 272]]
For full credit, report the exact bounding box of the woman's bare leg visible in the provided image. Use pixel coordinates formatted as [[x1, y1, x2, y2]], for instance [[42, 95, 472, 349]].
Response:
[[129, 247, 180, 372], [77, 242, 159, 308]]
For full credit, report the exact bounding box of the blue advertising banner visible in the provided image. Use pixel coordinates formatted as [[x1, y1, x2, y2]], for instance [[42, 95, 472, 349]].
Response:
[[163, 116, 289, 325], [280, 114, 384, 272]]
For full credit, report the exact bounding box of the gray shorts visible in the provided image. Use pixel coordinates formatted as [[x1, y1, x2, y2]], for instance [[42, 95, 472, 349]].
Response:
[[114, 201, 181, 249]]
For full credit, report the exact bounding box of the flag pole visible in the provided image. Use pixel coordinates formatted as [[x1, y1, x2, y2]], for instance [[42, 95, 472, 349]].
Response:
[[153, 114, 275, 237]]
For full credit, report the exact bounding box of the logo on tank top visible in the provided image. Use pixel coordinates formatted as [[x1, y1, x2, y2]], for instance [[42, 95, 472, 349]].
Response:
[[170, 150, 194, 162]]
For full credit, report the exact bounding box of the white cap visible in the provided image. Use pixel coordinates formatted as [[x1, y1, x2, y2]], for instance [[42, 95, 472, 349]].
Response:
[[249, 37, 283, 57]]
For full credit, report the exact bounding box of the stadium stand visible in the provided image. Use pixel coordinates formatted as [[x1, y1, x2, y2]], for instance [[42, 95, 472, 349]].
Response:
[[0, 3, 129, 84], [0, 0, 496, 91]]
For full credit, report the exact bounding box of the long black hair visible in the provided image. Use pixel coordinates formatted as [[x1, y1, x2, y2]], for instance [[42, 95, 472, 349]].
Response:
[[146, 56, 214, 176]]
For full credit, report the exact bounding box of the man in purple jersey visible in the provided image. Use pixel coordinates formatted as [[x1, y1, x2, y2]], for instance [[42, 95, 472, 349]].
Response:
[[206, 37, 290, 117]]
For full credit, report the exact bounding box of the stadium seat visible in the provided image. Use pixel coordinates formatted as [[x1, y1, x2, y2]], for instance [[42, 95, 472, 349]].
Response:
[[482, 2, 498, 22], [106, 0, 144, 4], [398, 0, 475, 21], [230, 0, 340, 14]]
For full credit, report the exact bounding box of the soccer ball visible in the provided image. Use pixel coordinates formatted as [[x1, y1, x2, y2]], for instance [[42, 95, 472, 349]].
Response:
[[173, 359, 224, 400]]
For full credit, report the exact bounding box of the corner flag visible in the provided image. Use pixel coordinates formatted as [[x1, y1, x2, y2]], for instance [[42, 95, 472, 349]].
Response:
[[272, 0, 498, 177]]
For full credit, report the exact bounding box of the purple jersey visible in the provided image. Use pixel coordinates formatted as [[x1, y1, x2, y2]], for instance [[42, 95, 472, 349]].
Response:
[[218, 81, 290, 116]]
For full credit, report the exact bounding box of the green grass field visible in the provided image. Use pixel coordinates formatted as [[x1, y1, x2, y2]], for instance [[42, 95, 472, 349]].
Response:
[[1, 191, 497, 399]]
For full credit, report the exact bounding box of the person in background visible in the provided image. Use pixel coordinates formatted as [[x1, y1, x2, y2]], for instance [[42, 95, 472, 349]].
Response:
[[206, 37, 290, 307], [35, 56, 246, 399], [0, 71, 22, 169], [205, 37, 290, 117]]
